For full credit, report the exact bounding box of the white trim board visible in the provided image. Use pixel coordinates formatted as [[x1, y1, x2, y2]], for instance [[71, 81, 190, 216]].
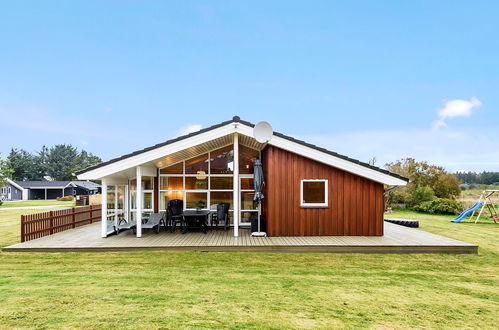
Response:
[[77, 121, 407, 186], [6, 179, 25, 191]]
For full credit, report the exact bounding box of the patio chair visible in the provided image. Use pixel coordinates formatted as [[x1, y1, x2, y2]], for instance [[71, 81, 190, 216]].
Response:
[[114, 218, 137, 235], [167, 199, 184, 232], [141, 213, 163, 234], [211, 203, 230, 231]]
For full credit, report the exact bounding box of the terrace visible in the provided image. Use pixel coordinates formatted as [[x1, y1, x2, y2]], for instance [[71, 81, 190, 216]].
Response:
[[4, 221, 477, 253]]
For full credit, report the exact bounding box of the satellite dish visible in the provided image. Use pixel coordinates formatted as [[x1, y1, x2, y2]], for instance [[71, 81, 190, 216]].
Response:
[[253, 121, 273, 143]]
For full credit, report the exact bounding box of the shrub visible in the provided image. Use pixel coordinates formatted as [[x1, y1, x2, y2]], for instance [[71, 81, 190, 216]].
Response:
[[0, 200, 3, 206], [410, 186, 435, 206], [413, 198, 464, 215], [57, 196, 75, 201]]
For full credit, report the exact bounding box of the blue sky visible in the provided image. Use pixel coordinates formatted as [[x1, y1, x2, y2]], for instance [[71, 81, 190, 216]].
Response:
[[1, 1, 498, 172]]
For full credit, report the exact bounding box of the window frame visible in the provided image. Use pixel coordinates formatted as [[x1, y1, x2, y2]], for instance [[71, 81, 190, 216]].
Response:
[[300, 179, 328, 208]]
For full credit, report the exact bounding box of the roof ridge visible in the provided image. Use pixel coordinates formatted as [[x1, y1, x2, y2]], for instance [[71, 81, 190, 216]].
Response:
[[76, 116, 408, 182]]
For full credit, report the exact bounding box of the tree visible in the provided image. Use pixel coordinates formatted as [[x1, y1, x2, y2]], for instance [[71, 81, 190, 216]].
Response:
[[34, 145, 50, 180], [5, 145, 101, 181], [6, 148, 38, 181], [46, 144, 79, 181], [72, 150, 102, 173], [0, 154, 13, 187], [45, 144, 102, 181], [385, 158, 461, 207]]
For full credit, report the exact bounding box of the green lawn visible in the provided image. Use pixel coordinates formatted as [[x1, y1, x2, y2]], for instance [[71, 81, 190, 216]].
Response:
[[0, 210, 497, 329], [0, 200, 75, 208]]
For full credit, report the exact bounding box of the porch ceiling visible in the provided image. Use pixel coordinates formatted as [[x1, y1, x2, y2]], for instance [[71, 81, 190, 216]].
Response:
[[154, 133, 263, 169], [105, 134, 264, 181]]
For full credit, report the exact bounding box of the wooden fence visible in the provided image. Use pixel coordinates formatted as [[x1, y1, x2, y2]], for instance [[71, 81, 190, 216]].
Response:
[[21, 205, 102, 242]]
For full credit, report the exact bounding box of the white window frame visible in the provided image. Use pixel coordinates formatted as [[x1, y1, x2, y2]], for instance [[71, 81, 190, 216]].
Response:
[[158, 144, 259, 222], [300, 179, 328, 208], [129, 177, 155, 218]]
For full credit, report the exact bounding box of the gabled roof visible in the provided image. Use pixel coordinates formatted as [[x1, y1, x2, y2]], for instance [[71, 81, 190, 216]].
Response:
[[5, 178, 25, 191], [15, 181, 76, 189], [77, 116, 409, 186]]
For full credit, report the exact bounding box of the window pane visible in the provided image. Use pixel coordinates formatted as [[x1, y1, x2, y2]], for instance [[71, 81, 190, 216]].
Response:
[[160, 176, 183, 190], [160, 162, 183, 174], [130, 177, 153, 190], [117, 187, 125, 209], [303, 181, 326, 204], [241, 211, 258, 223], [241, 192, 257, 210], [107, 192, 115, 209], [210, 177, 233, 190], [186, 192, 208, 209], [240, 178, 254, 190], [144, 192, 153, 209], [210, 191, 233, 209], [185, 154, 208, 174], [159, 191, 183, 211], [239, 146, 259, 174], [210, 146, 234, 174], [142, 177, 153, 190], [130, 191, 136, 209], [185, 176, 208, 190]]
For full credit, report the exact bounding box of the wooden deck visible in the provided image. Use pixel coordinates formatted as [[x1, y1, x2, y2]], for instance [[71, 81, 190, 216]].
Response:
[[3, 222, 477, 254]]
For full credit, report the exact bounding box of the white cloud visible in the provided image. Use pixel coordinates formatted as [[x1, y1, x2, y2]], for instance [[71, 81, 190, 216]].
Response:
[[81, 141, 89, 146], [177, 124, 202, 137], [300, 128, 499, 172], [103, 107, 113, 113], [432, 97, 482, 130]]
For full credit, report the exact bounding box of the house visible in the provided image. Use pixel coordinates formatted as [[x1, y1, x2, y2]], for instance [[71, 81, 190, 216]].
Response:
[[0, 179, 27, 201], [0, 180, 101, 201], [76, 116, 408, 238]]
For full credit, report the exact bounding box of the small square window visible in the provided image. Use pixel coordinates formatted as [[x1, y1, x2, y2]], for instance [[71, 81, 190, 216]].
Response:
[[300, 180, 328, 208]]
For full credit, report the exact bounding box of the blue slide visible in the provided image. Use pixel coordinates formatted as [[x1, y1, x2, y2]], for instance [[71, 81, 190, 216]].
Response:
[[451, 202, 483, 223]]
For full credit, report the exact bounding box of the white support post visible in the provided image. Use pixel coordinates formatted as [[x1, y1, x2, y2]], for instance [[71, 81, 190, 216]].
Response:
[[45, 188, 47, 200], [124, 184, 129, 222], [233, 132, 239, 237], [114, 185, 118, 230], [62, 188, 65, 197], [101, 178, 108, 238], [136, 166, 142, 238]]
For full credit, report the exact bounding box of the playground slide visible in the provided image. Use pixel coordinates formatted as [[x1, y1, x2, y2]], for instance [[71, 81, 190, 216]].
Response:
[[451, 202, 483, 223]]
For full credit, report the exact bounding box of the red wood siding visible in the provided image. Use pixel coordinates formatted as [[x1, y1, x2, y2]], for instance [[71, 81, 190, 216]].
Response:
[[262, 145, 384, 236], [154, 176, 159, 213]]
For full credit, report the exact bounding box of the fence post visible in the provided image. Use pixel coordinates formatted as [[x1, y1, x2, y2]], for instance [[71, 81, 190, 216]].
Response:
[[21, 215, 25, 242], [72, 208, 76, 228], [49, 211, 54, 235], [89, 205, 93, 224]]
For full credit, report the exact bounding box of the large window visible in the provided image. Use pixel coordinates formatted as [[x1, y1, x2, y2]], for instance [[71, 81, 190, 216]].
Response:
[[158, 145, 260, 228], [106, 185, 125, 224], [130, 177, 154, 220], [300, 180, 328, 208]]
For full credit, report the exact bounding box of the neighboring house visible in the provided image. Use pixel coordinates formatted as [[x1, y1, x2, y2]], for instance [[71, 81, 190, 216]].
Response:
[[2, 180, 101, 201], [0, 179, 27, 201], [73, 181, 102, 195], [77, 116, 408, 238]]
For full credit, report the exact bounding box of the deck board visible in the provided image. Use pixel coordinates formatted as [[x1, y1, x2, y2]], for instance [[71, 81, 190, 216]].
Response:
[[3, 222, 477, 254]]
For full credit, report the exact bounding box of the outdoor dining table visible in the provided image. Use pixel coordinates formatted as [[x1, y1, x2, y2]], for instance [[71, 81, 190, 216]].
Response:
[[181, 210, 212, 234]]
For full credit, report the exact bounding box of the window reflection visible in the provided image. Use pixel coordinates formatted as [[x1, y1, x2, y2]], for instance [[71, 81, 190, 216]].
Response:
[[239, 145, 259, 174], [210, 146, 234, 174], [186, 192, 207, 209], [185, 154, 208, 174]]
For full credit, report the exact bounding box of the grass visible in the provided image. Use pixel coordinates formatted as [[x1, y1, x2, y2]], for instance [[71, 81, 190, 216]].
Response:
[[0, 200, 75, 208], [0, 210, 497, 328]]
